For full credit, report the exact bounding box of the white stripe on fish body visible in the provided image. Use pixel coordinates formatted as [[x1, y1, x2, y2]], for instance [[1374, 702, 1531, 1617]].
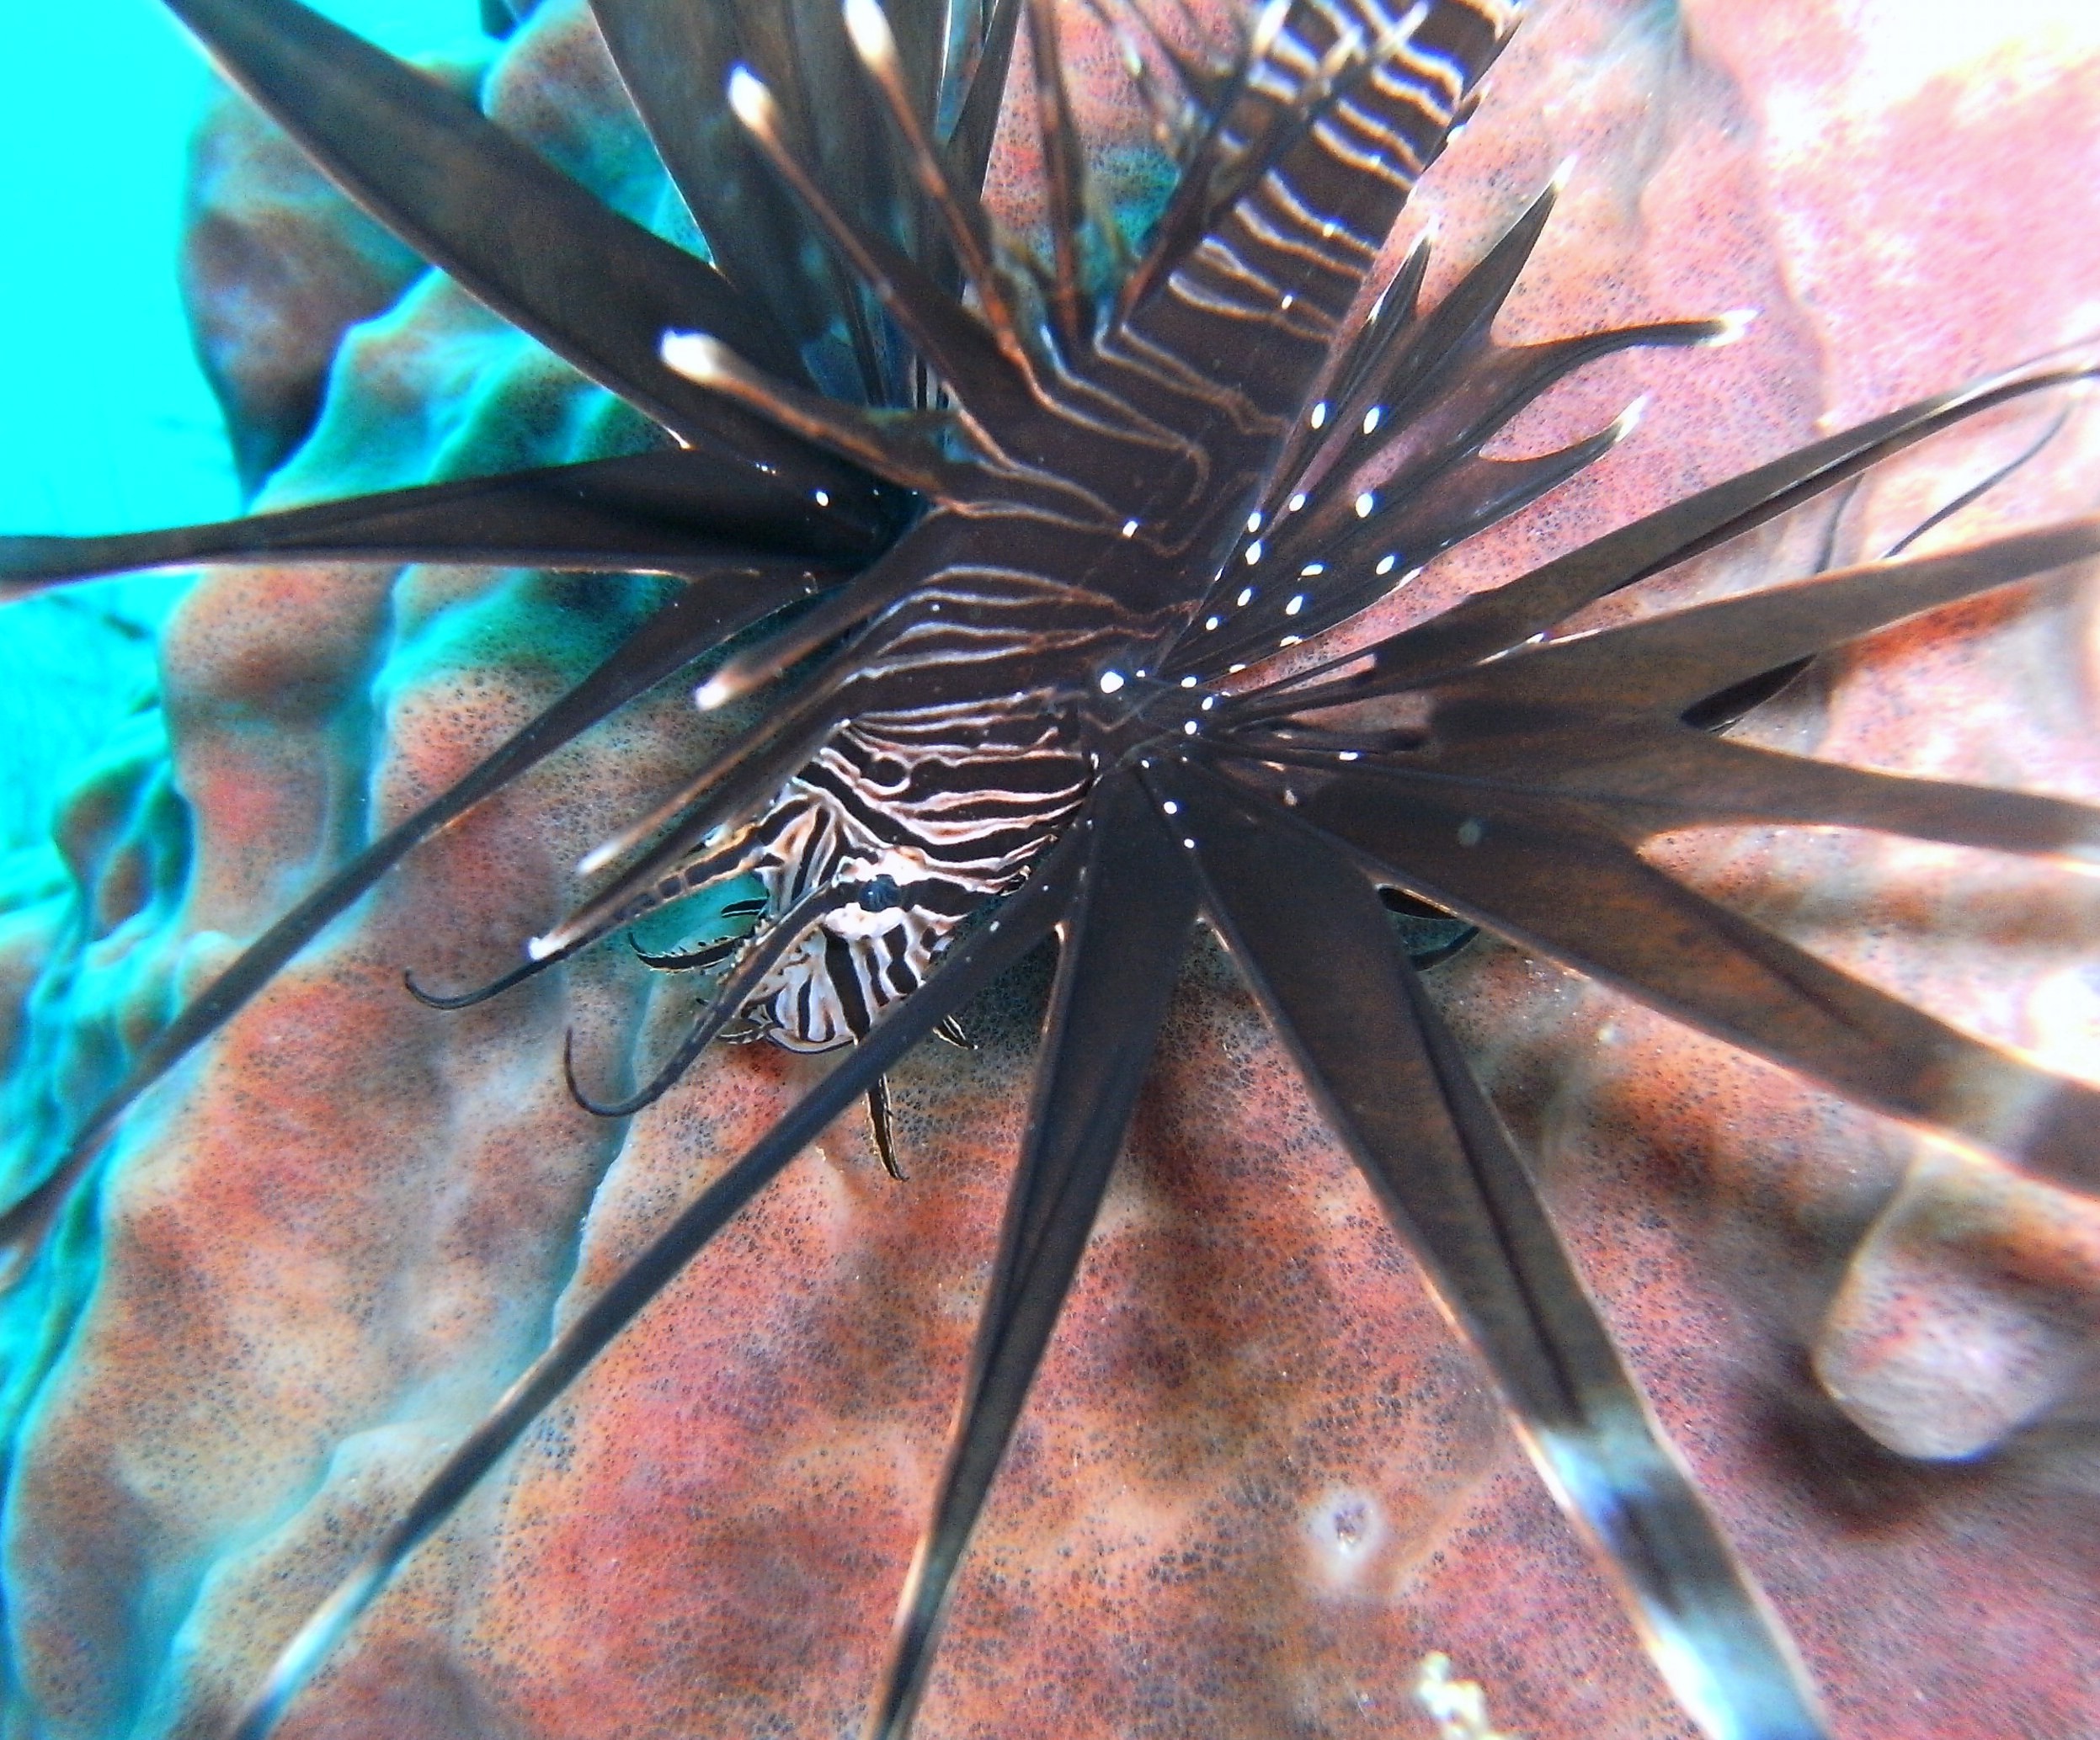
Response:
[[711, 723, 1093, 1053]]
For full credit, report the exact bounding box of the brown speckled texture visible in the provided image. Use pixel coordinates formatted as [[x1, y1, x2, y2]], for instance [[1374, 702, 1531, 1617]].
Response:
[[3, 2, 2098, 1737]]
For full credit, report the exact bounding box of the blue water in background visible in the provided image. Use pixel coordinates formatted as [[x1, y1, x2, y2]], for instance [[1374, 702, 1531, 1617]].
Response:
[[0, 0, 491, 861]]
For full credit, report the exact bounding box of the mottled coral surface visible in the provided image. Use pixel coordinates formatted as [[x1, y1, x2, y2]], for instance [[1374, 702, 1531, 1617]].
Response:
[[3, 2, 2099, 1737]]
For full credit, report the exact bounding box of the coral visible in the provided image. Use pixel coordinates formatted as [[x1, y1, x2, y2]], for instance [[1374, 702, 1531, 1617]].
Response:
[[3, 1, 2098, 1737]]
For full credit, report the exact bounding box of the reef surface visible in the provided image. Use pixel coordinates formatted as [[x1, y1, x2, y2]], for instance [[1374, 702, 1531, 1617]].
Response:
[[3, 2, 2098, 1737]]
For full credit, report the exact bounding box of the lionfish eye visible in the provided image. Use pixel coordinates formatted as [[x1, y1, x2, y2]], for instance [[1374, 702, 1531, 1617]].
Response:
[[858, 875, 903, 913]]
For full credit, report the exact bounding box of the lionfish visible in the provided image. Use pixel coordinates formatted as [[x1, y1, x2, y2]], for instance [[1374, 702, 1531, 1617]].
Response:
[[2, 0, 2096, 1736]]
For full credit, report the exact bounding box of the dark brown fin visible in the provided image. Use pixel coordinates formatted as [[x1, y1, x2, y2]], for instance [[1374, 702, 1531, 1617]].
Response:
[[872, 0, 953, 132], [566, 882, 855, 1118], [1327, 228, 1434, 413], [1468, 513, 2100, 716], [1112, 0, 1294, 316], [1254, 362, 2100, 714], [1642, 404, 2073, 734], [1133, 12, 1410, 313], [1357, 169, 1565, 419], [162, 0, 887, 521], [1111, 1, 1511, 472], [1171, 168, 1740, 661], [1255, 311, 1726, 583], [535, 648, 884, 960], [946, 0, 1025, 196], [1324, 415, 1631, 572], [227, 827, 1085, 1740], [1446, 721, 2100, 865], [729, 64, 1036, 427], [866, 774, 1198, 1740], [1181, 407, 1635, 670], [867, 1075, 907, 1179], [521, 838, 769, 997], [1243, 229, 1435, 522], [1676, 658, 1815, 735], [584, 0, 843, 374], [593, 0, 969, 408], [693, 531, 936, 712], [658, 332, 969, 497], [1169, 757, 1830, 1740], [0, 450, 877, 594], [1880, 401, 2072, 559], [1024, 0, 1093, 356], [1151, 0, 1497, 317], [0, 571, 806, 1287], [773, 0, 924, 393], [845, 0, 1031, 368], [411, 781, 771, 1010], [1284, 764, 2100, 1195]]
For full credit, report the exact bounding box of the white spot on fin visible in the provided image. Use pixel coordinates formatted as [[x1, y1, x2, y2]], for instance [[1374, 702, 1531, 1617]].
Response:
[[1704, 307, 1760, 345]]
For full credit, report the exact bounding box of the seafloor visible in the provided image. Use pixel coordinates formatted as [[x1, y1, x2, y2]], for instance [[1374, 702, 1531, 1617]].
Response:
[[2, 2, 2097, 1737]]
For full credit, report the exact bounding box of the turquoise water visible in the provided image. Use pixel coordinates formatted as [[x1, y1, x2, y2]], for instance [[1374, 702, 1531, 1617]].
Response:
[[0, 0, 491, 859]]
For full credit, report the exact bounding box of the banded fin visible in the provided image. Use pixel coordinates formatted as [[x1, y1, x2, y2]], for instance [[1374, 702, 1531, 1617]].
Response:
[[1169, 757, 1830, 1740], [866, 774, 1198, 1739], [227, 826, 1085, 1740]]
